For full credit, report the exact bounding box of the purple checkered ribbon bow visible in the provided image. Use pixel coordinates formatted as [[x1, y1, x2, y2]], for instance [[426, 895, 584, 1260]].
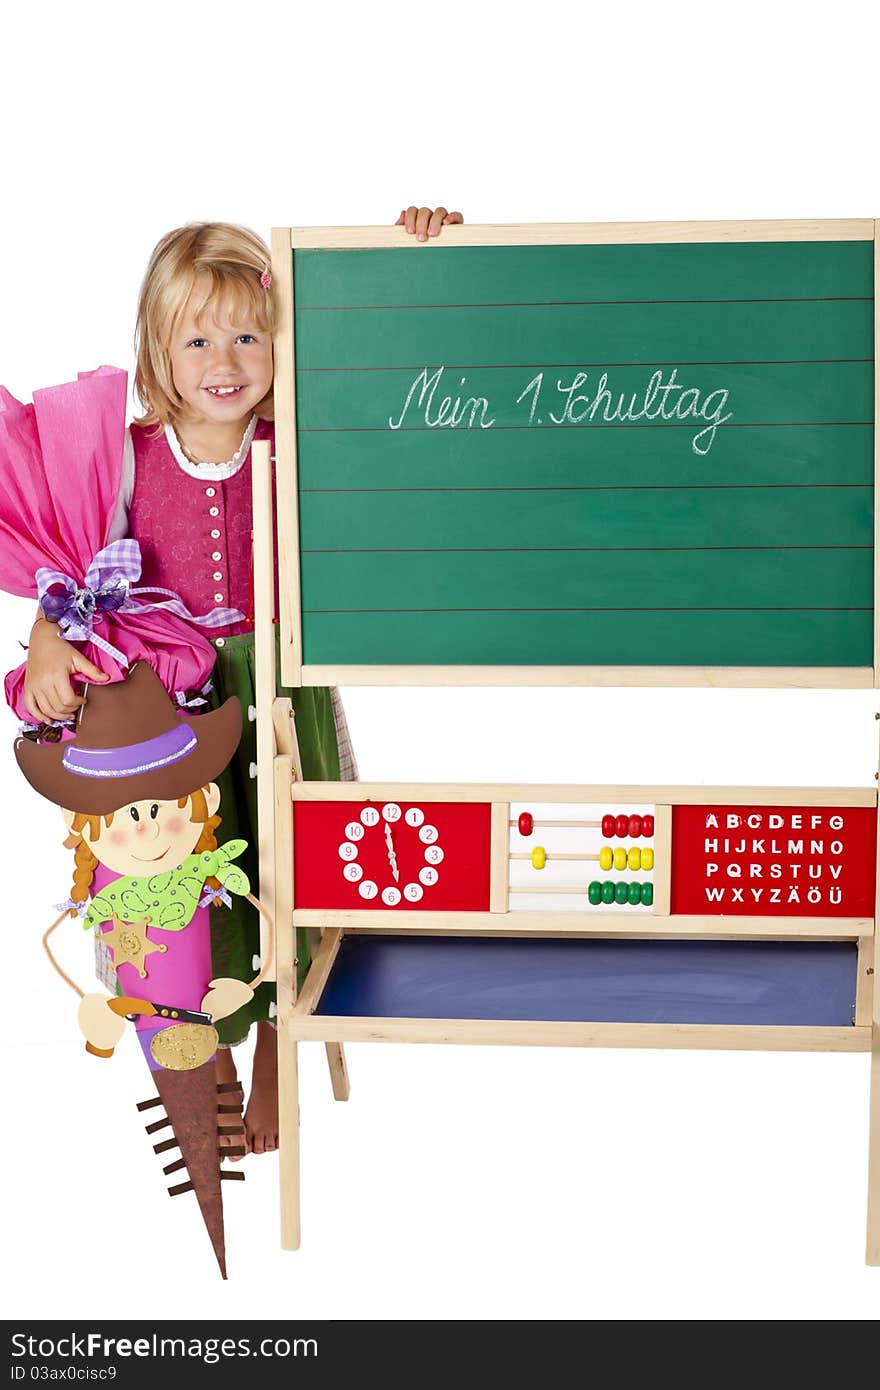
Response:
[[199, 885, 233, 910], [36, 540, 244, 666], [175, 680, 213, 710], [53, 897, 87, 918]]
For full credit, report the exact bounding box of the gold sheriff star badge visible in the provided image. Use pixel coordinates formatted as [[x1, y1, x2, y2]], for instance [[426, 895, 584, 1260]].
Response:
[[101, 916, 166, 979]]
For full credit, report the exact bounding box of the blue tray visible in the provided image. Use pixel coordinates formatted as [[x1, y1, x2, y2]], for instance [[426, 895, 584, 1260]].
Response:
[[316, 936, 857, 1027]]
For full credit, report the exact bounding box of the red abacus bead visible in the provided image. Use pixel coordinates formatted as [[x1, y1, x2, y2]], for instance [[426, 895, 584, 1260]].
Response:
[[628, 814, 642, 837], [518, 812, 533, 836], [642, 814, 654, 837], [602, 814, 615, 837], [615, 814, 628, 837]]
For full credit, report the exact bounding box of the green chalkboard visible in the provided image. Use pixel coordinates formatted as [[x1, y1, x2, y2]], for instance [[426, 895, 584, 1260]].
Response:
[[288, 235, 875, 674]]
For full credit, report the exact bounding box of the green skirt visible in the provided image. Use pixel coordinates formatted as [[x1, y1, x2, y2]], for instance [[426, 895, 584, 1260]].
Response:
[[206, 631, 340, 1045]]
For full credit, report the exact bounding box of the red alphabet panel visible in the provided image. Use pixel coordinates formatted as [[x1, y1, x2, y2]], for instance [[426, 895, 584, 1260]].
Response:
[[671, 805, 877, 917], [293, 800, 493, 911]]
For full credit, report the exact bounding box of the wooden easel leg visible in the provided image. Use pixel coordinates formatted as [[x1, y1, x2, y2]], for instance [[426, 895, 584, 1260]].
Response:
[[325, 1042, 350, 1101], [306, 925, 351, 1100], [278, 1021, 300, 1251], [274, 753, 300, 1250], [868, 706, 880, 1264], [868, 1024, 880, 1265]]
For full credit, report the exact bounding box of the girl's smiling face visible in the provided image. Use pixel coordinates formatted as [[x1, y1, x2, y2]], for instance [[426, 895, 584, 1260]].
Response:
[[170, 277, 273, 427], [67, 787, 221, 878]]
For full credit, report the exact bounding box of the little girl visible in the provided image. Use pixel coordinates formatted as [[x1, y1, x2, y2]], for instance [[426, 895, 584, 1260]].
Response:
[[23, 206, 463, 1154]]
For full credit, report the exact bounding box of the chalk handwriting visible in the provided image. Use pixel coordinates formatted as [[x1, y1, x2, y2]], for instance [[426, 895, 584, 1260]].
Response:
[[388, 367, 496, 431], [388, 366, 733, 455]]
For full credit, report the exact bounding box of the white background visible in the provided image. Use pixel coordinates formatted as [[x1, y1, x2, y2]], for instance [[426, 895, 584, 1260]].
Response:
[[1, 0, 879, 1322]]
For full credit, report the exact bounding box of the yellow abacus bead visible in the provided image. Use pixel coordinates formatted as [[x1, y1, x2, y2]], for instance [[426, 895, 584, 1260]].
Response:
[[531, 846, 546, 870], [642, 847, 654, 871], [599, 846, 613, 871], [628, 847, 641, 871], [613, 847, 627, 871]]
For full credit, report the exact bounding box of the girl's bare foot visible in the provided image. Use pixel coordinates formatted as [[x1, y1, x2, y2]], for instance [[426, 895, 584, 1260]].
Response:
[[215, 1044, 248, 1160], [244, 1020, 279, 1155]]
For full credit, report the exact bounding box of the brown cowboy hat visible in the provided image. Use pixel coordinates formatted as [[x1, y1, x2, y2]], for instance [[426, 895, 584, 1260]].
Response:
[[15, 662, 242, 814]]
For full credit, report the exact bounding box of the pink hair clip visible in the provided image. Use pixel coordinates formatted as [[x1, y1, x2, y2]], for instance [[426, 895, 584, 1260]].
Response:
[[260, 267, 272, 289]]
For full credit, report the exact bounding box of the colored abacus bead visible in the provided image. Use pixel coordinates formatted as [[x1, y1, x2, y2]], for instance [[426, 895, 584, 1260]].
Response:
[[615, 814, 628, 837], [613, 847, 627, 871], [642, 847, 654, 870], [627, 882, 641, 905], [643, 815, 654, 836], [641, 882, 653, 905], [599, 846, 613, 871], [628, 814, 642, 837], [602, 814, 615, 837], [531, 846, 546, 870], [627, 847, 641, 870], [601, 881, 615, 904], [518, 812, 533, 836], [588, 881, 602, 905], [614, 882, 628, 905]]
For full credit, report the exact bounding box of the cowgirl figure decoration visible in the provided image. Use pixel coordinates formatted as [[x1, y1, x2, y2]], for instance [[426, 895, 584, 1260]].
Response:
[[16, 662, 274, 1277]]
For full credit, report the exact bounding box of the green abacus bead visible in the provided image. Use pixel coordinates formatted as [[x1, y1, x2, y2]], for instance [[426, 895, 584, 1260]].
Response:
[[614, 882, 628, 905], [601, 880, 615, 904], [641, 882, 654, 906], [588, 881, 602, 905], [627, 882, 641, 905]]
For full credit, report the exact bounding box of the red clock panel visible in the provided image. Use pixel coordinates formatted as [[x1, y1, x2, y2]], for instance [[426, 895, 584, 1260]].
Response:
[[293, 800, 493, 911], [671, 805, 877, 917]]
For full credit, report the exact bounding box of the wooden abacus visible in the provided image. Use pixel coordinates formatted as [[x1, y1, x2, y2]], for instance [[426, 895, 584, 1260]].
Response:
[[510, 807, 655, 903]]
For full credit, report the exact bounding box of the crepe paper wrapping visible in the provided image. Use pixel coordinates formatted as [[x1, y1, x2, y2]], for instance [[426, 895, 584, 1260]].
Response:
[[85, 840, 250, 933], [36, 540, 244, 667], [0, 367, 219, 721]]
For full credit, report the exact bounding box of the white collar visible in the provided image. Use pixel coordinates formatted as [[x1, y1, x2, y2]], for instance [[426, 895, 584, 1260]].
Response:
[[165, 415, 258, 481]]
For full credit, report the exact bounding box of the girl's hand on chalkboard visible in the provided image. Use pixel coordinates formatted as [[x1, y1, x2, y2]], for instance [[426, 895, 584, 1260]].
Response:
[[396, 207, 464, 242]]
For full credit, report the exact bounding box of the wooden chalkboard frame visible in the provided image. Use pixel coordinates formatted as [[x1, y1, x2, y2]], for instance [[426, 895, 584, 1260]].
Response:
[[272, 219, 879, 690], [257, 217, 880, 1264]]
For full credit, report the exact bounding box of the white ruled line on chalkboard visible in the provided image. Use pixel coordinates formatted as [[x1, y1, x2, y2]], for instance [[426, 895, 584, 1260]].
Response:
[[298, 421, 872, 433], [299, 358, 874, 371], [297, 295, 873, 310], [302, 606, 872, 614], [300, 485, 872, 494], [301, 544, 872, 553]]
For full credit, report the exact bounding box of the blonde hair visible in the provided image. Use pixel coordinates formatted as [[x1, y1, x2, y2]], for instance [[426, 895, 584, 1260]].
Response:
[[133, 222, 277, 428], [63, 789, 222, 913]]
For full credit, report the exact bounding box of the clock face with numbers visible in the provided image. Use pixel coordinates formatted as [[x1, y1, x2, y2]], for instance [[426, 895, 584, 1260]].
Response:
[[338, 802, 444, 907], [292, 799, 493, 912]]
